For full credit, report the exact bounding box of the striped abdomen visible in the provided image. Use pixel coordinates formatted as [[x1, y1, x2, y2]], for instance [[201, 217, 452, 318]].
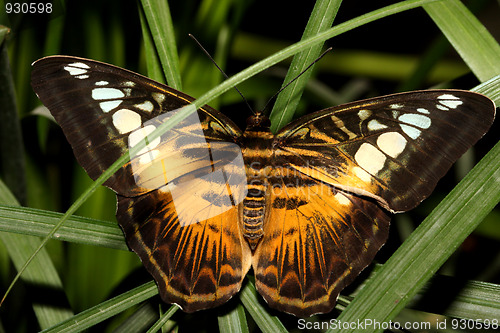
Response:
[[242, 179, 267, 250], [240, 113, 274, 250]]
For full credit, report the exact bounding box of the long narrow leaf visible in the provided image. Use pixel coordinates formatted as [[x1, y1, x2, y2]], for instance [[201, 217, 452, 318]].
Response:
[[0, 205, 126, 250], [424, 0, 500, 82], [0, 181, 73, 328], [269, 0, 341, 132], [140, 0, 182, 89], [40, 281, 162, 333]]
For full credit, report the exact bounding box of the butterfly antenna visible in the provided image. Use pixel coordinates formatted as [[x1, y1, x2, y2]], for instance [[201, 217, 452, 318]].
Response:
[[189, 34, 255, 114], [261, 47, 333, 115]]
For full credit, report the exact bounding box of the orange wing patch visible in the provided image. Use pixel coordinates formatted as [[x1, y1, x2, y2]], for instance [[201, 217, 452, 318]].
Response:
[[252, 170, 390, 316], [117, 187, 252, 312]]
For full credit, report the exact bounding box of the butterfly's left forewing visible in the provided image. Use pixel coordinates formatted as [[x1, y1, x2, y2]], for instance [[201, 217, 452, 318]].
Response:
[[31, 56, 242, 195], [31, 56, 252, 312]]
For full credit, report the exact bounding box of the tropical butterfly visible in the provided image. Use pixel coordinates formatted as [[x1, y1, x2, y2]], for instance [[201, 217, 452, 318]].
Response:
[[31, 56, 495, 317]]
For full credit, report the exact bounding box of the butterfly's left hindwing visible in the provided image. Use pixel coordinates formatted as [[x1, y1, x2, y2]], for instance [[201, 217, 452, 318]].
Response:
[[31, 56, 251, 312]]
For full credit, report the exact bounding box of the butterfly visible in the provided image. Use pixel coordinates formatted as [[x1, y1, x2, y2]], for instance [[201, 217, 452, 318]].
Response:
[[31, 56, 496, 317]]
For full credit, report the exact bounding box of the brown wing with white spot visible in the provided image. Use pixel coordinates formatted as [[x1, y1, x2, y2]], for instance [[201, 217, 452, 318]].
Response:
[[31, 56, 242, 197], [275, 90, 495, 212], [31, 56, 251, 312]]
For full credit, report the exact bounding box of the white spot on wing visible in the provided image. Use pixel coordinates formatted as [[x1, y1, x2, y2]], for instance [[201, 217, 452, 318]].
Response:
[[152, 92, 165, 104], [335, 192, 351, 206], [438, 94, 463, 109], [64, 67, 85, 76], [390, 103, 404, 109], [417, 108, 429, 114], [358, 109, 372, 120], [112, 109, 142, 134], [92, 88, 125, 100], [400, 124, 421, 139], [135, 100, 155, 113], [70, 62, 90, 69], [367, 119, 388, 131], [353, 166, 372, 183], [139, 149, 160, 164], [64, 62, 90, 76], [377, 132, 407, 158], [95, 81, 109, 86], [129, 125, 161, 155], [100, 100, 122, 113], [438, 94, 459, 100], [398, 113, 431, 129], [63, 63, 91, 78], [354, 143, 386, 175]]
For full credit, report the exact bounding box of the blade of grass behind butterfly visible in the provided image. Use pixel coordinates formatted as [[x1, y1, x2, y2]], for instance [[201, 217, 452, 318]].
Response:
[[139, 2, 165, 84], [0, 27, 26, 205], [217, 303, 249, 333], [0, 180, 74, 329], [140, 0, 182, 89], [39, 281, 162, 333], [269, 0, 341, 133], [333, 77, 500, 333], [423, 0, 500, 82], [0, 30, 72, 328], [239, 280, 287, 333]]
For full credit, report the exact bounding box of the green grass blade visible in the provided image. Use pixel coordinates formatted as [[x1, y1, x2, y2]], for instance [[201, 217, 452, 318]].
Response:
[[111, 303, 162, 333], [0, 205, 127, 250], [0, 180, 73, 328], [140, 0, 182, 89], [238, 281, 287, 333], [139, 3, 165, 84], [332, 82, 500, 332], [0, 29, 26, 204], [424, 0, 500, 82], [269, 0, 341, 132], [218, 303, 249, 333], [145, 305, 179, 333], [410, 276, 500, 320], [40, 281, 162, 333]]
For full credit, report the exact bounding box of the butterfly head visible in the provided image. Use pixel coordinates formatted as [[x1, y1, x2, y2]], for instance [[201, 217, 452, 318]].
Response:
[[245, 111, 271, 131]]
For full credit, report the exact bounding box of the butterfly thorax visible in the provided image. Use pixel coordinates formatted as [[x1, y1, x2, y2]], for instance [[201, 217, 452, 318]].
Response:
[[240, 113, 274, 250]]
